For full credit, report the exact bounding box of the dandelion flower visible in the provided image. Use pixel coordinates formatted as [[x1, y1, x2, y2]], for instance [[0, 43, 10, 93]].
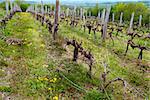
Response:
[[44, 77, 49, 81], [48, 88, 52, 91], [53, 78, 57, 82], [40, 44, 45, 48], [38, 77, 43, 81], [43, 64, 48, 68], [53, 96, 58, 100]]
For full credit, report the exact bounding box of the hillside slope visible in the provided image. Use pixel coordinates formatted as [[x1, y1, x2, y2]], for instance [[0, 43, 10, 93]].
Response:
[[0, 12, 149, 99]]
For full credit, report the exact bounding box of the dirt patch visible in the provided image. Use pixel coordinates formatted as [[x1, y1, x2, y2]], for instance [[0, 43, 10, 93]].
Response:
[[5, 38, 23, 46]]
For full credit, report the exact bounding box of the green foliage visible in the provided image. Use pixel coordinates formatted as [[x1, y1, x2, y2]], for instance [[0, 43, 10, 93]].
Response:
[[0, 2, 5, 9], [112, 3, 150, 24], [0, 86, 12, 92], [0, 1, 11, 11], [84, 89, 112, 100], [44, 4, 54, 9], [20, 3, 30, 12], [36, 4, 54, 12], [62, 62, 90, 85], [87, 3, 102, 16], [14, 0, 30, 12], [14, 0, 24, 6], [26, 79, 47, 93], [92, 4, 99, 16], [61, 5, 68, 11], [128, 71, 145, 86], [0, 0, 30, 12]]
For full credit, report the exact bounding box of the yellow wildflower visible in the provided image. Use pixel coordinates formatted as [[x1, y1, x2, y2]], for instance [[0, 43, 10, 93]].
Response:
[[48, 88, 52, 91], [38, 77, 43, 81], [40, 44, 45, 48], [49, 79, 53, 82], [43, 64, 49, 68], [1, 69, 5, 72], [43, 77, 49, 81], [49, 78, 57, 83], [53, 96, 58, 100], [53, 78, 57, 82]]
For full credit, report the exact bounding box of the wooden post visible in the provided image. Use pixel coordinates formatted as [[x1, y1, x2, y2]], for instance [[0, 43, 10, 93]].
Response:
[[80, 8, 83, 19], [85, 10, 87, 18], [47, 8, 49, 13], [89, 11, 91, 17], [74, 6, 76, 18], [102, 7, 111, 42], [101, 9, 106, 25], [119, 12, 123, 25], [66, 8, 69, 17], [83, 15, 86, 25], [10, 0, 13, 12], [51, 6, 53, 11], [35, 5, 37, 13], [48, 8, 50, 14], [83, 9, 85, 18], [35, 4, 39, 13], [31, 5, 33, 12], [45, 6, 47, 14], [41, 0, 44, 15], [98, 11, 100, 18], [53, 0, 59, 40], [13, 3, 16, 11], [129, 12, 134, 29], [139, 15, 142, 27], [58, 4, 60, 17], [33, 5, 34, 12], [69, 10, 72, 17], [103, 62, 107, 73], [78, 10, 80, 16], [112, 13, 114, 22], [5, 0, 9, 15]]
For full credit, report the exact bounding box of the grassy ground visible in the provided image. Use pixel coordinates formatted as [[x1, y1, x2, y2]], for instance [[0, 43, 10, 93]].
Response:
[[58, 20, 150, 99], [0, 12, 96, 99], [0, 12, 50, 99], [0, 12, 149, 99], [0, 8, 5, 19]]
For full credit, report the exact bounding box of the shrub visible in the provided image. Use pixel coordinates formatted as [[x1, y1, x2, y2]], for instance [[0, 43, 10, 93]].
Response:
[[112, 3, 150, 24], [0, 2, 6, 10], [20, 3, 30, 12]]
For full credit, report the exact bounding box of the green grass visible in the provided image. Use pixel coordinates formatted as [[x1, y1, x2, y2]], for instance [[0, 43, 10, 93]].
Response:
[[58, 20, 149, 99], [0, 12, 100, 99], [0, 8, 5, 19], [0, 86, 12, 92], [0, 12, 50, 98]]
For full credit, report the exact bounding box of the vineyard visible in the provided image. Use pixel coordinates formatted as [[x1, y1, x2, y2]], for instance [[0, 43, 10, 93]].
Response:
[[0, 0, 150, 100]]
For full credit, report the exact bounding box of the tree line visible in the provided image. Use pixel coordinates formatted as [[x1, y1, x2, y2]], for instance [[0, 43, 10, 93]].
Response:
[[0, 1, 149, 25]]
